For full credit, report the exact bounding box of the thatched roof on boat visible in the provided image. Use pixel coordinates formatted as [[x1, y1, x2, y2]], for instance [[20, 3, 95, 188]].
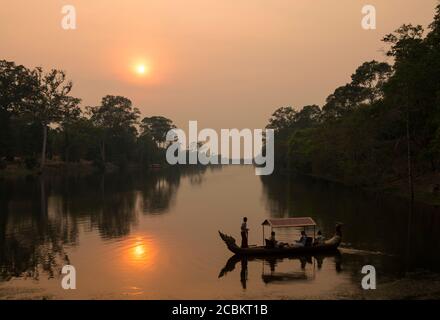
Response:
[[262, 217, 316, 228]]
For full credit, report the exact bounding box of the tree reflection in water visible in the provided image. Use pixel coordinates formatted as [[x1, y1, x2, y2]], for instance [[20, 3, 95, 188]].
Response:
[[0, 166, 213, 282], [0, 176, 72, 281]]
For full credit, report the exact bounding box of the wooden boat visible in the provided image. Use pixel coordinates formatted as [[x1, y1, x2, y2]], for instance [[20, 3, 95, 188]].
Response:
[[219, 218, 342, 256]]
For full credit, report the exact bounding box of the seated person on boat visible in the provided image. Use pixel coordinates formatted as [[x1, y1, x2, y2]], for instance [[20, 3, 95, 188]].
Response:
[[265, 231, 289, 248], [262, 217, 317, 249], [293, 231, 310, 247], [265, 231, 277, 248]]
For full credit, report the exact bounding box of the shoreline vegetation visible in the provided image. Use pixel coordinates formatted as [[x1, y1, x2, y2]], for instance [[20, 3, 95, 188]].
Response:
[[0, 61, 177, 175], [265, 5, 440, 207], [2, 5, 440, 207]]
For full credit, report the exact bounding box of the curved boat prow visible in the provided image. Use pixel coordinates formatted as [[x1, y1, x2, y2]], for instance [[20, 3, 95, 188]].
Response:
[[218, 231, 239, 253]]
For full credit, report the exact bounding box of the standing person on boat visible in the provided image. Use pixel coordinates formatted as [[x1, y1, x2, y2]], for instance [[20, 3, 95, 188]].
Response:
[[241, 217, 249, 248]]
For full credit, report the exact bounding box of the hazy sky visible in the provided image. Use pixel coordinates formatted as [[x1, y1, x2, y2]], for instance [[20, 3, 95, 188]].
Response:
[[0, 0, 438, 131]]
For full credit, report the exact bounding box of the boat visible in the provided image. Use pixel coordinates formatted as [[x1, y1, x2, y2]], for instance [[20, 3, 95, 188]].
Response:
[[219, 217, 342, 256]]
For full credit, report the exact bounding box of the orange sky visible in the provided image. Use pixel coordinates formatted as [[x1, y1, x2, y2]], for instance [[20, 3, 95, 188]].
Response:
[[0, 0, 437, 131]]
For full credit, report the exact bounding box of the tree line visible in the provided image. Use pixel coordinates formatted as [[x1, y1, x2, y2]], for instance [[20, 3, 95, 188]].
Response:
[[266, 5, 440, 196], [0, 62, 176, 171]]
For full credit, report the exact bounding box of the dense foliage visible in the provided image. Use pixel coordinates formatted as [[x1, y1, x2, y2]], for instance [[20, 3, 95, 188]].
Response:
[[266, 5, 440, 191], [0, 62, 175, 171]]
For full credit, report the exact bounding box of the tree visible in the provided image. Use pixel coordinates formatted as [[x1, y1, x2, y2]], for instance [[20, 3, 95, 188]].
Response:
[[58, 96, 82, 162], [0, 60, 36, 113], [266, 107, 297, 133], [88, 95, 140, 164], [24, 68, 77, 169], [266, 5, 440, 190], [140, 116, 176, 148], [322, 61, 392, 121], [322, 84, 365, 119], [0, 60, 36, 159], [136, 133, 160, 166], [383, 24, 426, 206], [294, 105, 321, 130], [0, 60, 177, 170], [351, 61, 392, 104]]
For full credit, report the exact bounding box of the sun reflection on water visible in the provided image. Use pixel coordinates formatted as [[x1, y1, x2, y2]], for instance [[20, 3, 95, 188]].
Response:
[[134, 243, 146, 257], [123, 235, 157, 270]]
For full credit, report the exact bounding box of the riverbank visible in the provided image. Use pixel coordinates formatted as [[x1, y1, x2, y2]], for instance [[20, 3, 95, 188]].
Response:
[[335, 271, 440, 300], [3, 160, 439, 206], [0, 159, 166, 178], [0, 160, 97, 177]]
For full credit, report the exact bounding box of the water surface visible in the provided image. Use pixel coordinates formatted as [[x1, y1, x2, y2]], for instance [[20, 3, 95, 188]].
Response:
[[0, 165, 439, 299]]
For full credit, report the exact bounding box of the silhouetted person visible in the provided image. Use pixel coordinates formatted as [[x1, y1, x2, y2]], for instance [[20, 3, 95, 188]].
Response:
[[268, 231, 278, 248], [270, 231, 276, 242], [268, 258, 277, 273], [300, 256, 307, 270], [294, 231, 307, 247], [314, 230, 325, 245], [335, 223, 342, 237], [241, 217, 249, 248], [316, 255, 324, 269], [240, 258, 248, 289]]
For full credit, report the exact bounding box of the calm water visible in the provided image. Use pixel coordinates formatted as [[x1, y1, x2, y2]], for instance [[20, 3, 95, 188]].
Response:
[[1, 165, 440, 299]]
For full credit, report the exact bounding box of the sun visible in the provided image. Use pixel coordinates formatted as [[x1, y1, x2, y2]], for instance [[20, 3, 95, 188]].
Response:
[[135, 63, 150, 76], [136, 64, 146, 74]]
